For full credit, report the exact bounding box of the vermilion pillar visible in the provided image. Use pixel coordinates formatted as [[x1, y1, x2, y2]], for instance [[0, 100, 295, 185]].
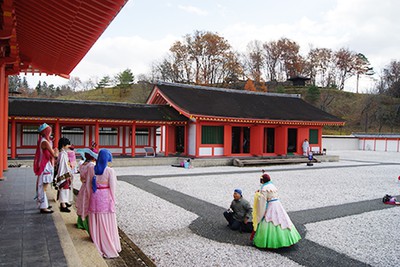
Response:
[[164, 125, 169, 156], [275, 126, 287, 156], [54, 120, 60, 149], [223, 125, 232, 156], [250, 125, 263, 156], [0, 64, 6, 178], [122, 126, 126, 155], [131, 123, 136, 157], [153, 126, 158, 153], [3, 76, 8, 169], [95, 121, 99, 152], [11, 117, 16, 159]]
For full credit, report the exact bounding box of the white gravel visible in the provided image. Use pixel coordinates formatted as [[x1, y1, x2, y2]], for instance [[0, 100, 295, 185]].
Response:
[[113, 150, 400, 266], [149, 162, 399, 212], [116, 181, 302, 267], [305, 208, 400, 266]]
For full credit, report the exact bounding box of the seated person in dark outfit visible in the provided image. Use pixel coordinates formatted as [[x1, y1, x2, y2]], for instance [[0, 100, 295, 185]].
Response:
[[223, 188, 253, 233]]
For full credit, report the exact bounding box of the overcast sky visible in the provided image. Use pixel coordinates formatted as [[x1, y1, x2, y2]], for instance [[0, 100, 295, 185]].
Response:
[[24, 0, 400, 93]]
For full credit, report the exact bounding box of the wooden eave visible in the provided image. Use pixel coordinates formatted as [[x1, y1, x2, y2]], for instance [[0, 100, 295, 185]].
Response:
[[9, 116, 187, 126], [1, 0, 127, 77]]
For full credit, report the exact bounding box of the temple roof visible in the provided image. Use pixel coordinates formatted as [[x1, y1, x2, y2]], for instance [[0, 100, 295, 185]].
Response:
[[149, 82, 345, 125], [8, 97, 188, 122]]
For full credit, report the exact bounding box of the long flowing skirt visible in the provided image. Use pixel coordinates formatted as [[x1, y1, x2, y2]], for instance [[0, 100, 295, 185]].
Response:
[[253, 200, 301, 249], [76, 182, 89, 218], [89, 212, 121, 258], [253, 219, 301, 249]]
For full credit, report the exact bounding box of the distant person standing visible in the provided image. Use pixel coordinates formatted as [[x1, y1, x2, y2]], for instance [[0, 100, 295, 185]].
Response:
[[302, 139, 310, 156], [87, 149, 121, 258], [33, 123, 58, 214]]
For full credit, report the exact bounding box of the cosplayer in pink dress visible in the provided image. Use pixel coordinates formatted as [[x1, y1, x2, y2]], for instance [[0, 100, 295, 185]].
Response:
[[75, 148, 97, 233], [87, 149, 121, 258]]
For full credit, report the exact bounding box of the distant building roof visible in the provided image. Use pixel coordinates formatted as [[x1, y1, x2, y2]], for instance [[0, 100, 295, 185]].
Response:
[[287, 76, 311, 86], [353, 133, 400, 139], [150, 82, 344, 125], [9, 97, 188, 122]]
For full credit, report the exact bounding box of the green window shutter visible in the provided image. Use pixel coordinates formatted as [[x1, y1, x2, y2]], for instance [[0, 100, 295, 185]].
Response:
[[202, 126, 224, 144], [309, 129, 319, 144]]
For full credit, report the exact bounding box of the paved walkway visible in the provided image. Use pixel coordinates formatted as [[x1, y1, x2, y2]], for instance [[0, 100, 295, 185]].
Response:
[[0, 167, 155, 267], [0, 167, 68, 267]]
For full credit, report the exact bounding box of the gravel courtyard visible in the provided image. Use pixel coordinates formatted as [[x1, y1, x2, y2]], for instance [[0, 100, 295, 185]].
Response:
[[113, 150, 400, 267]]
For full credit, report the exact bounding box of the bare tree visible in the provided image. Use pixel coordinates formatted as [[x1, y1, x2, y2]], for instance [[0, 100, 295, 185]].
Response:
[[244, 40, 265, 83], [68, 76, 82, 91], [378, 60, 400, 97], [334, 48, 361, 90], [263, 40, 281, 82], [305, 47, 335, 87], [152, 31, 241, 85]]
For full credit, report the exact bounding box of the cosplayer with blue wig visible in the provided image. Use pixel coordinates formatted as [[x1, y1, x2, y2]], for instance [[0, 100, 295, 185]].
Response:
[[223, 188, 253, 233], [86, 149, 121, 258]]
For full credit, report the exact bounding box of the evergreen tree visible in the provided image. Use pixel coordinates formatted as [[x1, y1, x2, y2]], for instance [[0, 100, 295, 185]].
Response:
[[35, 81, 42, 96], [115, 68, 134, 96]]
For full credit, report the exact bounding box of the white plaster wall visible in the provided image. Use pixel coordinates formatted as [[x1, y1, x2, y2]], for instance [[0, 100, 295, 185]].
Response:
[[214, 147, 224, 156], [188, 124, 196, 156], [199, 147, 212, 156], [375, 140, 386, 151], [386, 140, 398, 152], [363, 140, 375, 151], [322, 136, 358, 151]]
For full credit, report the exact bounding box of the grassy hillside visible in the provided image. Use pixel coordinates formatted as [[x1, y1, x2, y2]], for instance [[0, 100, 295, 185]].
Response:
[[59, 83, 153, 103]]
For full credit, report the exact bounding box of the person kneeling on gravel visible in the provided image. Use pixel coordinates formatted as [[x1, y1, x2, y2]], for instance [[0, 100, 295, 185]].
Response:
[[223, 189, 253, 233]]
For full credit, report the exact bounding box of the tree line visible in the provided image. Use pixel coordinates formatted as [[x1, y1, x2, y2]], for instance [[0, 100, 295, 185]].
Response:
[[9, 69, 134, 98], [149, 31, 376, 91], [9, 30, 400, 98]]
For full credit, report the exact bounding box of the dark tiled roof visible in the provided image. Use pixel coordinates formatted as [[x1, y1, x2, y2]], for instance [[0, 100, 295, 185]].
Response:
[[9, 97, 188, 122], [155, 82, 344, 123]]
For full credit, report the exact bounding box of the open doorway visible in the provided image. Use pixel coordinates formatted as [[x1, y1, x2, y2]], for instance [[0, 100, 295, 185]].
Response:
[[287, 128, 297, 154], [264, 128, 275, 153], [232, 127, 250, 154], [175, 126, 185, 154]]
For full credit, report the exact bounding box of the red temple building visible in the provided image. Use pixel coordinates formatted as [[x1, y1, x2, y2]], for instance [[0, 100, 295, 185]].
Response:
[[8, 82, 345, 159]]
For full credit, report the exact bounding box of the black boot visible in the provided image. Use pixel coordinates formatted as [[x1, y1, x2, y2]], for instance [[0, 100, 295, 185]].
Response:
[[60, 205, 71, 213]]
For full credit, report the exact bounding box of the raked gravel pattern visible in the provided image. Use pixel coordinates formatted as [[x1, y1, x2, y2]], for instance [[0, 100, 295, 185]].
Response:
[[112, 150, 400, 266], [116, 181, 302, 267], [149, 163, 399, 212], [305, 208, 400, 266]]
